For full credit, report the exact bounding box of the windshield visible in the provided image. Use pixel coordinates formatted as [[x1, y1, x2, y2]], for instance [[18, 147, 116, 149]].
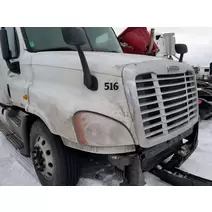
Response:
[[22, 27, 123, 53]]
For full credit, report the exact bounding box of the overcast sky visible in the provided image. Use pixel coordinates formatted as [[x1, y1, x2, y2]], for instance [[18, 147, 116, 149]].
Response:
[[113, 27, 212, 67]]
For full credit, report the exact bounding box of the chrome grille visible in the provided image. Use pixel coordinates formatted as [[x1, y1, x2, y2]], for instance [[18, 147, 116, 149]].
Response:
[[135, 71, 198, 140]]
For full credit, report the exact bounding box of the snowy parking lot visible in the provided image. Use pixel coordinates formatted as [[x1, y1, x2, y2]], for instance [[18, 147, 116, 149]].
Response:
[[0, 120, 211, 186]]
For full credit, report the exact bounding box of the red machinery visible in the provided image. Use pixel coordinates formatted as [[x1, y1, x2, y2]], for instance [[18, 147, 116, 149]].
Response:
[[118, 27, 159, 56]]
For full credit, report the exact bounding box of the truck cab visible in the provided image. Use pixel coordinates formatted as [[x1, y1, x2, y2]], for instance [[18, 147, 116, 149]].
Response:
[[0, 27, 199, 186]]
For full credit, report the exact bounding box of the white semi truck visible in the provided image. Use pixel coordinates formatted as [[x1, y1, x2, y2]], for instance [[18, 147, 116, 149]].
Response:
[[0, 27, 202, 186]]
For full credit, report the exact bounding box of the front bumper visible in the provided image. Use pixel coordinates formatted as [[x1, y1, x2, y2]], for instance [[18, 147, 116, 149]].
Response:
[[108, 122, 199, 185]]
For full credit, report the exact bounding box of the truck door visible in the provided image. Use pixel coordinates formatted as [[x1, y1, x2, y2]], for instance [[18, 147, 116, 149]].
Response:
[[0, 27, 29, 108]]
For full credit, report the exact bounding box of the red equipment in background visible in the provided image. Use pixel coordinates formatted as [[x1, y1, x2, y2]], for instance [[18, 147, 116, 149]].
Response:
[[118, 27, 159, 56]]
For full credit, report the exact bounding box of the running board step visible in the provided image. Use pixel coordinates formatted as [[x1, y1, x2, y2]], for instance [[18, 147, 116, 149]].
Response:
[[151, 167, 212, 186], [0, 120, 24, 150]]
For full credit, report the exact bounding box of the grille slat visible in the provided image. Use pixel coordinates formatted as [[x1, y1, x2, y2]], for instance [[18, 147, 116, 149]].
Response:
[[189, 112, 197, 120], [138, 92, 160, 99], [135, 71, 198, 140], [164, 99, 188, 110], [142, 114, 163, 122], [162, 86, 195, 95], [158, 75, 190, 80], [166, 111, 189, 125], [188, 96, 197, 103], [146, 128, 164, 138], [160, 81, 186, 88], [139, 100, 160, 107], [189, 107, 198, 114], [136, 79, 157, 83], [137, 86, 157, 91], [167, 118, 188, 132], [163, 93, 188, 102], [144, 121, 163, 131], [187, 91, 197, 96], [137, 85, 196, 92], [166, 105, 189, 116], [141, 107, 160, 115]]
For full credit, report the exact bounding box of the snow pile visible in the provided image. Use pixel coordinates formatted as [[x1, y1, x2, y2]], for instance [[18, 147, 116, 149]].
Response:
[[181, 120, 212, 180], [0, 134, 39, 186]]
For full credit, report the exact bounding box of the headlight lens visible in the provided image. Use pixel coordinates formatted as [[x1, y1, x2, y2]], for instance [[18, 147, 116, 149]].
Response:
[[73, 112, 134, 147]]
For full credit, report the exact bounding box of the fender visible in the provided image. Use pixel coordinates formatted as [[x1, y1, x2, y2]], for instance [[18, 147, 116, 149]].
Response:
[[26, 70, 138, 154]]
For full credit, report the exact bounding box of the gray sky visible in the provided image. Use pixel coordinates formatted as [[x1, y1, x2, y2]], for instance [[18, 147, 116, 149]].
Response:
[[113, 27, 212, 67]]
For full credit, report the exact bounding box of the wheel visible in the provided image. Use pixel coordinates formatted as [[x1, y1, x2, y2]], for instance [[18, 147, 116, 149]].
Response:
[[30, 120, 80, 186]]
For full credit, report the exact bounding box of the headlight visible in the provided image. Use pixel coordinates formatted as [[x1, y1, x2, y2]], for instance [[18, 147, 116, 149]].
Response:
[[73, 112, 135, 147]]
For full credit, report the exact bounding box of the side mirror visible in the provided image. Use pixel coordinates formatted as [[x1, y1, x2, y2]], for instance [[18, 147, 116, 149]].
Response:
[[175, 44, 188, 62], [61, 27, 87, 46], [0, 28, 11, 60], [61, 27, 98, 91], [175, 44, 188, 54], [0, 28, 20, 74]]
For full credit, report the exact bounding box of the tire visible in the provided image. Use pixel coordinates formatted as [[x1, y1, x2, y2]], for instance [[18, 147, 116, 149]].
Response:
[[30, 120, 80, 186]]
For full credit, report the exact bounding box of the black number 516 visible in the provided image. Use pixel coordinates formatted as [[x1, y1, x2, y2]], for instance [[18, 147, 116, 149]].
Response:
[[104, 82, 119, 90]]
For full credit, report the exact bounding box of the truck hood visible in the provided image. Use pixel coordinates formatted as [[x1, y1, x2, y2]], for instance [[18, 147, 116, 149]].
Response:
[[31, 51, 164, 76]]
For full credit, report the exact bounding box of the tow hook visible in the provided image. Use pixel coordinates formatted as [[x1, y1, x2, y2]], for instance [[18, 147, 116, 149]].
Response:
[[108, 155, 146, 186]]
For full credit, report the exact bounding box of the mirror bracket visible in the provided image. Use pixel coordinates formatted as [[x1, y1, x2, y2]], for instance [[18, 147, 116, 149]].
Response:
[[179, 54, 184, 63], [76, 45, 98, 90], [6, 61, 20, 74]]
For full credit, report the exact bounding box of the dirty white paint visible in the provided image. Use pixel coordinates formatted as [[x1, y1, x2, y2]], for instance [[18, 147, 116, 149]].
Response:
[[0, 27, 197, 154], [27, 67, 137, 153]]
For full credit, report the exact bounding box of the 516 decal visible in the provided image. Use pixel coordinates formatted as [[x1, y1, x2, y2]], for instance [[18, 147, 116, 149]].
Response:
[[104, 82, 119, 90]]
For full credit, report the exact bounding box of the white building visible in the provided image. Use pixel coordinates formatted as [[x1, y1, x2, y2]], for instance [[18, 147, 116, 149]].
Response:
[[199, 66, 210, 76]]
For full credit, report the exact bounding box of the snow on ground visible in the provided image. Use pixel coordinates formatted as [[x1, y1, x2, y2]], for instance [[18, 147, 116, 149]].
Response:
[[0, 134, 39, 186], [180, 120, 212, 180], [0, 120, 211, 186]]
